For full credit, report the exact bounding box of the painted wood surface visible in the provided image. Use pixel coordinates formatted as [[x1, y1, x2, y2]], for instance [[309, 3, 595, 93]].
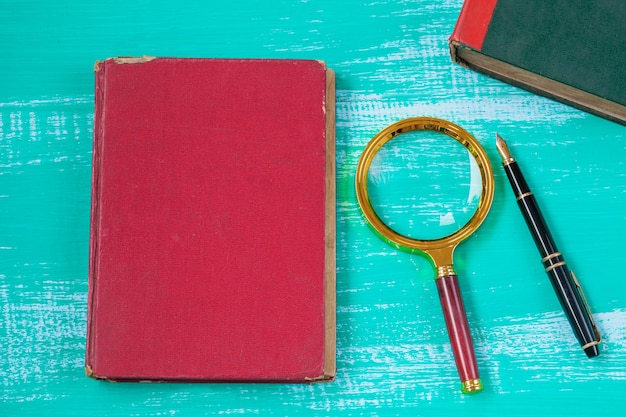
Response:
[[1, 1, 625, 415]]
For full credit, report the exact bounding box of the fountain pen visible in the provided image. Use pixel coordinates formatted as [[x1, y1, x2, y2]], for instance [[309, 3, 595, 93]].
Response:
[[496, 134, 601, 358]]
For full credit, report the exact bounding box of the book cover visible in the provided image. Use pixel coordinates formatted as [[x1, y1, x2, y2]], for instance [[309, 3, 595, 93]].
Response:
[[86, 57, 336, 382], [450, 0, 626, 125]]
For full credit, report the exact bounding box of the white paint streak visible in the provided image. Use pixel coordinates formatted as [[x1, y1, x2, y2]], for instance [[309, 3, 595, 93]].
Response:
[[335, 90, 585, 131], [313, 308, 626, 408], [0, 96, 93, 108], [0, 97, 93, 173]]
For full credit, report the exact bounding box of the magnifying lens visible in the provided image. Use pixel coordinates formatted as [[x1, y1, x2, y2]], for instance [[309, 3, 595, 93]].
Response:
[[355, 117, 494, 394]]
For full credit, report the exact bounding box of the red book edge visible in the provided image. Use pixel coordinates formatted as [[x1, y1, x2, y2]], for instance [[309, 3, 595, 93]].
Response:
[[449, 0, 498, 51], [85, 59, 106, 377], [323, 68, 337, 382], [84, 58, 337, 382]]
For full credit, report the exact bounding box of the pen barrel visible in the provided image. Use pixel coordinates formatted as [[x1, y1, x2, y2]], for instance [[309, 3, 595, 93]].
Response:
[[503, 162, 557, 258], [502, 161, 599, 357], [435, 274, 482, 393]]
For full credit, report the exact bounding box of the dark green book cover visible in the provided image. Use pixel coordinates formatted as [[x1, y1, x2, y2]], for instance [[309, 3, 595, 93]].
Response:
[[450, 0, 626, 125]]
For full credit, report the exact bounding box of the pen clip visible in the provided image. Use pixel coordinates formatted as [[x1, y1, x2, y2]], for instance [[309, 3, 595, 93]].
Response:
[[571, 271, 601, 343]]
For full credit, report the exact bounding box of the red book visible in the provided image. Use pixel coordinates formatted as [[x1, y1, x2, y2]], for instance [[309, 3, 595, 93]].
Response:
[[450, 0, 626, 125], [86, 57, 336, 382]]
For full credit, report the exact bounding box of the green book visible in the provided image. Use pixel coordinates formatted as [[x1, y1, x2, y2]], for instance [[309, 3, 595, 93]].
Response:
[[450, 0, 626, 125]]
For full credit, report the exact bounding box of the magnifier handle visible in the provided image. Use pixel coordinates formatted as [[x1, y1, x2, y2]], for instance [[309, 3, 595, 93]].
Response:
[[435, 273, 482, 394]]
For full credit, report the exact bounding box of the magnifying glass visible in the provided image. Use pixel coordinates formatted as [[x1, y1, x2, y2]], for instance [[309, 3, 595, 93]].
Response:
[[355, 117, 494, 394]]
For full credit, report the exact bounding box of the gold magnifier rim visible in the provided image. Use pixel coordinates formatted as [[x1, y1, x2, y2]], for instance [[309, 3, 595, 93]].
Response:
[[355, 117, 495, 256]]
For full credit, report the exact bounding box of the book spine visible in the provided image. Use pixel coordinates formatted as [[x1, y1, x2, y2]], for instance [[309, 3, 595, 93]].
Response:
[[323, 68, 337, 380], [85, 59, 107, 373], [449, 0, 498, 50]]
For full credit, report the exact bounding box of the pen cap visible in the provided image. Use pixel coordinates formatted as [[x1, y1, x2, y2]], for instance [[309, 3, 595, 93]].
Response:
[[548, 266, 601, 358]]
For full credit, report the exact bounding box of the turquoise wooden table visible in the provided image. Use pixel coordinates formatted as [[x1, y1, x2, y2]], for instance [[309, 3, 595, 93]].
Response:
[[2, 1, 625, 415]]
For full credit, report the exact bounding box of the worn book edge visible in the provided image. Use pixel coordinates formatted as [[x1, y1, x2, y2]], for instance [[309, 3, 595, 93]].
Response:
[[450, 41, 626, 126], [321, 67, 336, 382]]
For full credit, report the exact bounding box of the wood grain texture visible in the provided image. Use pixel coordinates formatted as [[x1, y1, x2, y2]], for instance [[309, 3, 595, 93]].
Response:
[[1, 0, 625, 415]]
